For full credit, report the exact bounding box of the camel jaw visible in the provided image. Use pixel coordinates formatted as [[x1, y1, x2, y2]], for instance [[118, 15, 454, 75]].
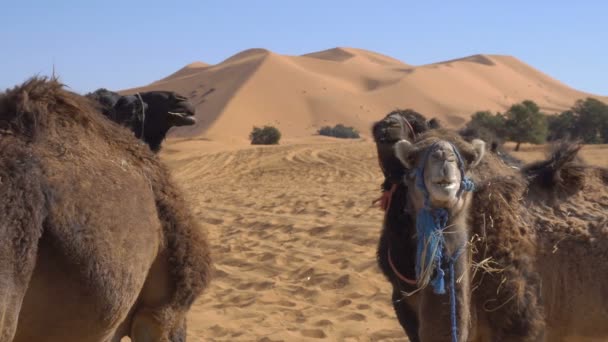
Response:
[[168, 112, 197, 126]]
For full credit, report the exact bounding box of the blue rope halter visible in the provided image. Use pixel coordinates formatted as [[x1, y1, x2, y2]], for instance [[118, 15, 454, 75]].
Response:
[[412, 141, 475, 342]]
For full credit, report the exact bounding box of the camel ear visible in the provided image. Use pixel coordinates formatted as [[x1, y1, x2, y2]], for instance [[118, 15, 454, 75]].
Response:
[[427, 118, 441, 129], [394, 139, 417, 169], [470, 139, 486, 168]]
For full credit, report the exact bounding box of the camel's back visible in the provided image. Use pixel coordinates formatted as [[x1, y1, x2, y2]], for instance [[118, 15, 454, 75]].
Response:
[[529, 166, 608, 337], [2, 78, 167, 340], [471, 162, 608, 339]]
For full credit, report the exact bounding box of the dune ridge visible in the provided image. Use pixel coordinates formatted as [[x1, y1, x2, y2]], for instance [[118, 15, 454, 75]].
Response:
[[120, 47, 607, 144]]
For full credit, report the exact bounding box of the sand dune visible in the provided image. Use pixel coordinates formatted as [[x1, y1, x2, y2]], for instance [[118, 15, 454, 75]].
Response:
[[155, 138, 606, 341], [119, 47, 606, 144], [155, 61, 210, 83]]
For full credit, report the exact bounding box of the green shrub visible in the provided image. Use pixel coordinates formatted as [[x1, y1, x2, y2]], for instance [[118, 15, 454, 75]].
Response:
[[250, 125, 281, 145], [318, 124, 360, 139]]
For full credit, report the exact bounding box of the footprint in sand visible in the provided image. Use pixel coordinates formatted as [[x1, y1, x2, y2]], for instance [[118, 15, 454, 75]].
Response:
[[370, 329, 409, 341], [314, 319, 333, 327], [336, 299, 352, 308], [356, 304, 371, 310], [253, 281, 275, 291], [308, 225, 331, 236], [301, 329, 327, 339], [321, 274, 349, 290], [275, 300, 297, 307], [341, 313, 367, 322]]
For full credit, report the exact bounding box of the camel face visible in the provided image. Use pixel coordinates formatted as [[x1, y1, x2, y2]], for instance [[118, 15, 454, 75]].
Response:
[[420, 141, 463, 206], [166, 93, 197, 127], [141, 91, 196, 127], [395, 138, 485, 209], [136, 91, 196, 152]]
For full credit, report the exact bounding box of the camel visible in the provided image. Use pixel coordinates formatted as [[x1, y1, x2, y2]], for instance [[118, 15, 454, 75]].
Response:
[[390, 129, 608, 341], [371, 109, 522, 341], [0, 77, 211, 341], [86, 88, 197, 152]]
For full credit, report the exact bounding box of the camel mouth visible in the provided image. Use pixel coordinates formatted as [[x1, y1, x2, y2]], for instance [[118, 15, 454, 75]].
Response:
[[168, 112, 197, 126], [432, 180, 458, 191]]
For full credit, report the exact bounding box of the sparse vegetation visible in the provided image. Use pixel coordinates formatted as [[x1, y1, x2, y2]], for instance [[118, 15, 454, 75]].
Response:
[[504, 100, 548, 151], [250, 125, 281, 145], [465, 111, 507, 138], [548, 98, 608, 143], [461, 110, 507, 148], [462, 100, 548, 151], [318, 124, 360, 139]]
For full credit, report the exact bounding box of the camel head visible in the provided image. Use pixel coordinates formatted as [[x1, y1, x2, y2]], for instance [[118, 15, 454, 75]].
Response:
[[394, 137, 485, 211], [114, 91, 197, 152], [372, 109, 438, 185], [87, 88, 197, 153], [139, 91, 197, 128]]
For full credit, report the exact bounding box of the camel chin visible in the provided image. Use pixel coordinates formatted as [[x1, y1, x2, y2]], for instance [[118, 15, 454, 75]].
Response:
[[426, 180, 460, 205]]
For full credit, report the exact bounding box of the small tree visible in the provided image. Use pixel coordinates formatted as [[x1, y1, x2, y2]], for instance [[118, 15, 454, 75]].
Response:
[[547, 110, 576, 141], [505, 100, 548, 151], [318, 124, 360, 139], [571, 98, 608, 144], [250, 125, 281, 145], [466, 110, 508, 138]]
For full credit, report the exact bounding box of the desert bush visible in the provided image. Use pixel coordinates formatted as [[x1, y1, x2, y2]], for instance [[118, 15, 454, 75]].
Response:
[[318, 124, 360, 139], [250, 125, 281, 145]]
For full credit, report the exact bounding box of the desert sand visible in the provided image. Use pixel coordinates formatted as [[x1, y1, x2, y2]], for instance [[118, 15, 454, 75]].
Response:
[[155, 136, 606, 342], [120, 47, 607, 145]]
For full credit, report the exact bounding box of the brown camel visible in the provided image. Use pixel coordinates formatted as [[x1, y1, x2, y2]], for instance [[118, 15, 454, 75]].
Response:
[[392, 130, 608, 341], [374, 127, 520, 341], [0, 77, 212, 341]]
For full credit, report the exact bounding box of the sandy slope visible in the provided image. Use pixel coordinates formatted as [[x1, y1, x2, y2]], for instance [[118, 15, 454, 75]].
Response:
[[161, 138, 402, 341], [156, 138, 605, 342], [120, 47, 607, 144]]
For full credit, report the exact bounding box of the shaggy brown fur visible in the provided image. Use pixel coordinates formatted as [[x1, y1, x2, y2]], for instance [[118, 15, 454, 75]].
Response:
[[522, 141, 588, 204], [469, 176, 546, 341], [0, 136, 46, 341], [0, 77, 211, 341], [393, 131, 608, 341]]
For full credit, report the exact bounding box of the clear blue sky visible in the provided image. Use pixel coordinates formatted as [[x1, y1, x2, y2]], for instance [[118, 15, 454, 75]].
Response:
[[2, 0, 606, 95]]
